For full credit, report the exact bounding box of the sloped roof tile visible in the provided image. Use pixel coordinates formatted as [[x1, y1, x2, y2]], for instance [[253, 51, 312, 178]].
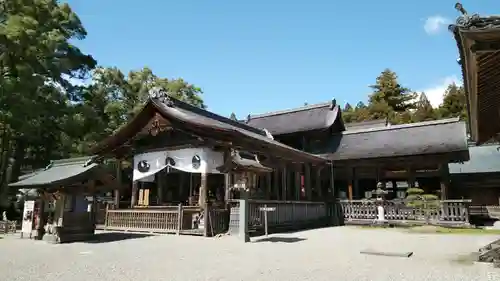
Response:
[[246, 100, 344, 135], [319, 118, 469, 162]]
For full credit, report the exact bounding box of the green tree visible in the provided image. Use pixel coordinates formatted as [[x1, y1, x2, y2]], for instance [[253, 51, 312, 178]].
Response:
[[438, 83, 467, 122], [355, 101, 367, 109], [77, 67, 206, 153], [0, 0, 96, 207], [412, 93, 436, 122], [367, 69, 416, 121], [351, 101, 370, 122], [342, 103, 355, 123]]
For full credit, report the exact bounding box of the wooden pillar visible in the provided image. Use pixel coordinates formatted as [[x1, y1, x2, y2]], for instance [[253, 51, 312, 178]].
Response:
[[305, 163, 312, 201], [114, 159, 122, 208], [376, 167, 386, 188], [224, 172, 231, 201], [407, 166, 416, 188], [273, 169, 280, 200], [179, 172, 185, 202], [198, 172, 207, 208], [130, 181, 138, 207], [440, 164, 449, 200], [315, 167, 323, 198], [330, 163, 336, 200], [347, 167, 353, 201], [294, 166, 301, 200], [266, 173, 272, 200], [156, 171, 164, 205], [352, 167, 360, 200], [281, 166, 287, 200]]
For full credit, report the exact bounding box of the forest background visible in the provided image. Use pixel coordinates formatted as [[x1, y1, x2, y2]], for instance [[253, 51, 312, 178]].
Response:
[[0, 1, 469, 208]]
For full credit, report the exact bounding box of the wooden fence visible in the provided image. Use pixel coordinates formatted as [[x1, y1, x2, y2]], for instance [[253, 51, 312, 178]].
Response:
[[103, 199, 336, 238], [339, 199, 471, 226], [0, 221, 16, 234], [247, 200, 329, 231], [103, 204, 228, 237], [227, 199, 335, 236]]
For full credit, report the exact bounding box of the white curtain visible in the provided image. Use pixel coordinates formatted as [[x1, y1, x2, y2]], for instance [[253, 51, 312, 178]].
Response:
[[133, 151, 168, 182], [132, 148, 225, 182]]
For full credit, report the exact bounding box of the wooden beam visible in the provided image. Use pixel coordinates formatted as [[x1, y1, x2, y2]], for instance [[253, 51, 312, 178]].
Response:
[[471, 42, 500, 54], [330, 152, 465, 168]]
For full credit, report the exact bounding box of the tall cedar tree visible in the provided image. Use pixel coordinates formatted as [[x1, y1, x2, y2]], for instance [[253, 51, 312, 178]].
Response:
[[438, 83, 468, 121], [368, 69, 417, 123], [413, 93, 436, 122], [0, 0, 96, 207]]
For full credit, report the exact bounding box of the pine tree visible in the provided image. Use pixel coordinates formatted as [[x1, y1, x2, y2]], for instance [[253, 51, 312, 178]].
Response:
[[355, 101, 367, 109], [413, 93, 436, 122], [342, 103, 355, 123], [438, 83, 467, 122], [229, 112, 237, 121], [368, 69, 417, 113]]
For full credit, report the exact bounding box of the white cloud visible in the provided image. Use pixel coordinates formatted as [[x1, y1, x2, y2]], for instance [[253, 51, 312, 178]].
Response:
[[424, 15, 451, 35], [419, 75, 462, 108]]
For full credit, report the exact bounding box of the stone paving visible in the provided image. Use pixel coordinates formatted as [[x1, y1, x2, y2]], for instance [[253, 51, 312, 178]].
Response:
[[1, 226, 500, 281]]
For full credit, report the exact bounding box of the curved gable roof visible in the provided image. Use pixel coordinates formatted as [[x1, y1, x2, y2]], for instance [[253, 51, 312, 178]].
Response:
[[91, 96, 326, 164], [246, 100, 344, 136], [9, 156, 97, 188], [449, 6, 500, 144]]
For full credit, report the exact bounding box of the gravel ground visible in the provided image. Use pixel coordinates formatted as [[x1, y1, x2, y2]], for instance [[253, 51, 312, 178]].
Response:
[[1, 226, 500, 281]]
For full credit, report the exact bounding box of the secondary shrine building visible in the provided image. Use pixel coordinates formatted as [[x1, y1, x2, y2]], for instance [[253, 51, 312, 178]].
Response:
[[246, 101, 470, 202]]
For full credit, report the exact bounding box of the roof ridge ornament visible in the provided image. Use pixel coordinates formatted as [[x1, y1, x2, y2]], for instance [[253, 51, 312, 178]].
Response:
[[330, 99, 337, 110], [455, 2, 467, 16], [149, 87, 174, 107], [449, 2, 481, 30], [262, 128, 274, 140]]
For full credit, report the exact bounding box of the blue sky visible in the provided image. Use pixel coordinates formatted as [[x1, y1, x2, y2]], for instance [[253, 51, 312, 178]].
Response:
[[66, 0, 498, 118]]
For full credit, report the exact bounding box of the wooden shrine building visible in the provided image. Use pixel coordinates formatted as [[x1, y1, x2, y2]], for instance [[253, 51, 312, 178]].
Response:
[[90, 88, 336, 238], [8, 156, 123, 243], [450, 3, 500, 144], [449, 145, 500, 207], [247, 101, 470, 202]]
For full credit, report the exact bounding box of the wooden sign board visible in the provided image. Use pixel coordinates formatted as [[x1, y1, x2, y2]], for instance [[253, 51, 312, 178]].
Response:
[[21, 200, 35, 238], [259, 207, 276, 212]]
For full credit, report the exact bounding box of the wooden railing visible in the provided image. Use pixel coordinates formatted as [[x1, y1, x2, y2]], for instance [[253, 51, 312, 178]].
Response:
[[105, 207, 180, 234], [104, 204, 228, 236], [104, 200, 335, 237], [206, 207, 229, 236], [0, 221, 16, 234], [339, 199, 471, 226]]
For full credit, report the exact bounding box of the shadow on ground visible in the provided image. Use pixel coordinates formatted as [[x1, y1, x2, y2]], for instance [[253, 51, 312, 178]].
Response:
[[253, 236, 306, 243], [452, 252, 479, 266], [86, 232, 153, 244]]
